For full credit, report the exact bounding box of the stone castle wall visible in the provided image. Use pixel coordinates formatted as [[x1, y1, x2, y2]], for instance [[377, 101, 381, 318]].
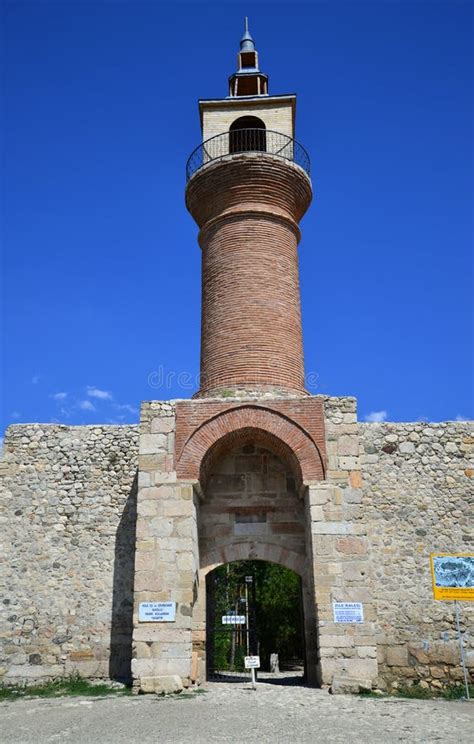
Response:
[[0, 407, 472, 691], [0, 424, 138, 685], [360, 421, 473, 690]]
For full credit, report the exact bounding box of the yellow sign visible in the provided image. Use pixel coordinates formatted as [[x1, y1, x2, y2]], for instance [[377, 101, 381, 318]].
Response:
[[430, 554, 474, 601]]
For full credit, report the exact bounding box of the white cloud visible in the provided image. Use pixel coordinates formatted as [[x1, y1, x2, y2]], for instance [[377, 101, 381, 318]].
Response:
[[52, 392, 68, 401], [114, 403, 139, 415], [87, 386, 113, 401], [455, 414, 470, 422], [365, 410, 388, 423], [78, 400, 96, 411]]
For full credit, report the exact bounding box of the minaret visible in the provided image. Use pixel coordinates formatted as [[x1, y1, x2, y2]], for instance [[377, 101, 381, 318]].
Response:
[[186, 21, 312, 397]]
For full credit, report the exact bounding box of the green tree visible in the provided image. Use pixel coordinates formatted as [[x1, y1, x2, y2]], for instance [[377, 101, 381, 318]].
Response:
[[209, 560, 304, 673]]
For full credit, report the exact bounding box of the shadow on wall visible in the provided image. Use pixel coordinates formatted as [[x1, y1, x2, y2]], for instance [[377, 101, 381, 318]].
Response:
[[109, 472, 138, 683]]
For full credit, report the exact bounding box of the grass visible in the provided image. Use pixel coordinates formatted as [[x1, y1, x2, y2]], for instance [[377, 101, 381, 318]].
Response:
[[359, 681, 474, 701], [0, 676, 132, 701]]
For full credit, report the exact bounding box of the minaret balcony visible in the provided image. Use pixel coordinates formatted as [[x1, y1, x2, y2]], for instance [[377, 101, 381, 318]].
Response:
[[186, 128, 310, 181]]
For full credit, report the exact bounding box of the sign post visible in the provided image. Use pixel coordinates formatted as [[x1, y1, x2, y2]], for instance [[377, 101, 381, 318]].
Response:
[[430, 553, 473, 700], [454, 601, 470, 700], [245, 655, 260, 690]]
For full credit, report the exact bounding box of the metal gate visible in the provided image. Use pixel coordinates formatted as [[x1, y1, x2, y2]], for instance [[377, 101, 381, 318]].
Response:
[[206, 568, 258, 681]]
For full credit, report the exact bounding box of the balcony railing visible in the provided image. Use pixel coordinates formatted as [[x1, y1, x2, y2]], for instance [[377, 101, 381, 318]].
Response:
[[186, 129, 311, 181]]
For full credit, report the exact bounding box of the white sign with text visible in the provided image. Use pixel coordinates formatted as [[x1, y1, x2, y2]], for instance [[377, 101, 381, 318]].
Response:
[[139, 601, 176, 622], [333, 602, 364, 624], [244, 656, 260, 669], [221, 615, 246, 625]]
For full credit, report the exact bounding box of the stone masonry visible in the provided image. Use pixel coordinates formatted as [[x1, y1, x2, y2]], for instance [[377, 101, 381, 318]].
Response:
[[0, 400, 472, 691], [360, 420, 473, 691], [0, 424, 138, 685]]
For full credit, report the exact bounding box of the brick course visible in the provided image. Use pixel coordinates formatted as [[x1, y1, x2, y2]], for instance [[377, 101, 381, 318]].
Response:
[[174, 397, 326, 485], [186, 154, 312, 397]]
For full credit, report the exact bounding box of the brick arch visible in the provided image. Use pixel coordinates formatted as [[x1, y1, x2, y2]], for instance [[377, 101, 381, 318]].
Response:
[[176, 405, 325, 486], [200, 542, 306, 578]]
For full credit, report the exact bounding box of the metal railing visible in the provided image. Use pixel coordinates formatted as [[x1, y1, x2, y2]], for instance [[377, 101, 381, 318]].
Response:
[[186, 128, 310, 181]]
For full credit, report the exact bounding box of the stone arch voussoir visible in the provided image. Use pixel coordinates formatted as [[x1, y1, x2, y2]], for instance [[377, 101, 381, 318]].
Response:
[[200, 542, 306, 578], [176, 405, 325, 487]]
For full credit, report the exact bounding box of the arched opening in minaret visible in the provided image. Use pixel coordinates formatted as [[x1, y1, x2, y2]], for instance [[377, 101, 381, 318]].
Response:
[[229, 116, 266, 154]]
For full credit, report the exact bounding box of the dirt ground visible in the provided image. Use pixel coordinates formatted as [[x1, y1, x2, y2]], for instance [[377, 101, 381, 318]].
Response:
[[1, 677, 472, 744]]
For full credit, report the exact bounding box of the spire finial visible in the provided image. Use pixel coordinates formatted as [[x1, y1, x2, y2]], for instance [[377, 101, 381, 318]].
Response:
[[240, 16, 255, 51]]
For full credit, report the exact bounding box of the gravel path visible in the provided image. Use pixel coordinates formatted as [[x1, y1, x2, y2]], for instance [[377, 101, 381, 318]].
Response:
[[1, 678, 472, 744]]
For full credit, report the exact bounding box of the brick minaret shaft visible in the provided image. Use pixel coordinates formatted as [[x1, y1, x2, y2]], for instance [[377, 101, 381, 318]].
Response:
[[185, 22, 312, 397]]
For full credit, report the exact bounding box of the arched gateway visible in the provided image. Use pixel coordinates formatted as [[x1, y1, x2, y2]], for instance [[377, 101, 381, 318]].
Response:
[[132, 22, 378, 694]]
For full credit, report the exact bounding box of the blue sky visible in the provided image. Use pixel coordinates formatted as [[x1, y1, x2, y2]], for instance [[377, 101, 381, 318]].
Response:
[[2, 0, 473, 432]]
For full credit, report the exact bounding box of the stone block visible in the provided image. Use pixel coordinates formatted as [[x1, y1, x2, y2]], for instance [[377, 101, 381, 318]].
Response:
[[349, 471, 363, 488], [337, 435, 359, 457], [311, 522, 348, 535], [150, 517, 174, 537], [152, 658, 191, 678], [341, 487, 362, 504], [319, 635, 353, 648], [355, 646, 377, 659], [334, 657, 378, 680], [327, 470, 350, 482], [138, 472, 152, 488], [140, 434, 168, 455], [134, 626, 190, 643], [137, 500, 161, 517], [310, 506, 324, 521], [153, 471, 177, 484], [336, 536, 368, 555], [151, 418, 175, 434], [162, 501, 193, 517], [386, 645, 408, 667], [339, 456, 358, 470], [139, 486, 165, 501], [65, 660, 108, 677], [342, 561, 369, 581], [160, 643, 193, 660], [307, 487, 331, 505], [408, 645, 430, 665], [135, 642, 152, 659], [429, 642, 459, 665], [131, 658, 157, 678], [134, 571, 163, 592], [140, 675, 183, 694], [139, 454, 166, 471], [4, 664, 64, 680], [330, 676, 372, 695]]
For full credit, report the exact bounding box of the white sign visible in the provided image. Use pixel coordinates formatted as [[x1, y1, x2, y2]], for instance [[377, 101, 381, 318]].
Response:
[[333, 602, 364, 624], [221, 615, 246, 625], [139, 602, 176, 622], [244, 656, 260, 669]]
